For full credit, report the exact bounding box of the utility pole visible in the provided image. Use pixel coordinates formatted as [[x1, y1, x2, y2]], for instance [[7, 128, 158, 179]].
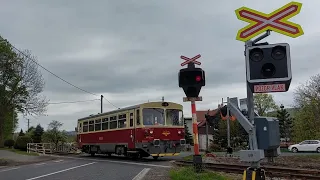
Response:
[[162, 96, 164, 102], [101, 95, 103, 113], [205, 111, 209, 153], [222, 98, 231, 150], [27, 119, 30, 132], [226, 97, 231, 148]]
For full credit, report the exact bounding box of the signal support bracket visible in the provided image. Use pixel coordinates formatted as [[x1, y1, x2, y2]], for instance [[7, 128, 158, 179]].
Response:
[[183, 96, 202, 102], [244, 30, 271, 55]]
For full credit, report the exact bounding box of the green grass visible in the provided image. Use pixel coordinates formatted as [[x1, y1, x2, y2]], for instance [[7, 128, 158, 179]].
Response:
[[280, 148, 290, 152], [169, 167, 230, 180], [0, 147, 39, 156]]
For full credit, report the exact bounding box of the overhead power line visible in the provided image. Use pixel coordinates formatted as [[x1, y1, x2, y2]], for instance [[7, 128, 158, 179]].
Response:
[[0, 38, 118, 109], [48, 99, 100, 105]]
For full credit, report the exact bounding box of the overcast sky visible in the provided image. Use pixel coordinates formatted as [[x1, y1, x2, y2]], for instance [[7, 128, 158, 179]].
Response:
[[1, 0, 319, 131]]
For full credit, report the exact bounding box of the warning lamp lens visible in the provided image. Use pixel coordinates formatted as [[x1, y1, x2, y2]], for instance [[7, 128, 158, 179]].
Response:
[[195, 76, 201, 82], [261, 63, 276, 78], [249, 48, 264, 62], [271, 46, 286, 60]]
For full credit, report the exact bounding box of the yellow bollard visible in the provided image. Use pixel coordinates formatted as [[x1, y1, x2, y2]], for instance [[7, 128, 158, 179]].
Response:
[[242, 167, 266, 180]]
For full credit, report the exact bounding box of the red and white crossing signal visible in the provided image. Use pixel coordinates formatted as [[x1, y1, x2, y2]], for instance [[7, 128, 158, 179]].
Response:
[[179, 54, 205, 98], [179, 67, 205, 98]]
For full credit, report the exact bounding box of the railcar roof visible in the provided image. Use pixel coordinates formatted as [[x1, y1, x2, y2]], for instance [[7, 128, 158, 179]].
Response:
[[77, 101, 182, 121], [78, 104, 139, 121]]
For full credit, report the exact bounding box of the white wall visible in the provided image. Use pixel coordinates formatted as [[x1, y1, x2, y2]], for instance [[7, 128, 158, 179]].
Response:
[[199, 134, 213, 151]]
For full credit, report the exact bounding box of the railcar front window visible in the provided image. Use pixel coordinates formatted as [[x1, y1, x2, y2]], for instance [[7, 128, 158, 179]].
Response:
[[166, 109, 183, 126], [143, 108, 164, 125]]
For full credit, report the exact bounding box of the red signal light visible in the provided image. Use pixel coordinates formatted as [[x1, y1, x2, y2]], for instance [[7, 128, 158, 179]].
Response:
[[195, 76, 201, 82]]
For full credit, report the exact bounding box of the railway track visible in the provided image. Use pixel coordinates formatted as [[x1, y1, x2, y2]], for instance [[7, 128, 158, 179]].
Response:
[[173, 160, 320, 179]]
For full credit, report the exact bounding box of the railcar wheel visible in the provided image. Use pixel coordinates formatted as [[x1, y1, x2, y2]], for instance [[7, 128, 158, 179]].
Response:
[[90, 152, 95, 156], [152, 156, 159, 160], [291, 147, 298, 153]]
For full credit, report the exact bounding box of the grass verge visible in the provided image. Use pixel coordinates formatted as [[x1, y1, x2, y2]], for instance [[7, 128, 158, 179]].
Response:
[[169, 167, 230, 180], [0, 148, 39, 156]]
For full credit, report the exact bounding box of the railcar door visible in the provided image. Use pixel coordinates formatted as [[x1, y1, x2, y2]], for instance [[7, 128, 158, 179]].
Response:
[[134, 109, 141, 148], [129, 111, 136, 148]]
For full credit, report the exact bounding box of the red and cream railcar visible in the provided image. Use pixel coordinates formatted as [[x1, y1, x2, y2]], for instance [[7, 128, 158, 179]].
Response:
[[76, 101, 186, 159]]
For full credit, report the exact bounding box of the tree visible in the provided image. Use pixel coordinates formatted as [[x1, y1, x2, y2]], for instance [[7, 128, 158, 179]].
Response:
[[0, 37, 48, 146], [205, 111, 221, 149], [276, 105, 293, 142], [3, 110, 18, 140], [19, 129, 25, 136], [32, 124, 44, 143], [292, 74, 320, 141], [254, 93, 278, 116], [184, 120, 193, 145], [42, 120, 67, 149]]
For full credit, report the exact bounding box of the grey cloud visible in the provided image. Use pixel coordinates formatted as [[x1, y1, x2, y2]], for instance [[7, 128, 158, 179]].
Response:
[[3, 0, 320, 131]]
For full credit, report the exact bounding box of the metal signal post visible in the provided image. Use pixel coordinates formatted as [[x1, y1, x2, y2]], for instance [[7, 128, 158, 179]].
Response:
[[235, 2, 304, 179], [179, 54, 205, 173]]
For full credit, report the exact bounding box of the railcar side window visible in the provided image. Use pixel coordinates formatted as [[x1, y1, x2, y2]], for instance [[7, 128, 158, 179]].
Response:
[[102, 118, 109, 130], [110, 116, 117, 129], [89, 120, 94, 131], [166, 109, 183, 126], [95, 119, 101, 131], [118, 114, 126, 128], [83, 121, 88, 132], [130, 113, 134, 127], [136, 109, 140, 125]]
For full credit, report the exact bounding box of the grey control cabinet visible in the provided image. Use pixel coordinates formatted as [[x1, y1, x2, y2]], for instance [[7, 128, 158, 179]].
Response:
[[254, 117, 280, 150]]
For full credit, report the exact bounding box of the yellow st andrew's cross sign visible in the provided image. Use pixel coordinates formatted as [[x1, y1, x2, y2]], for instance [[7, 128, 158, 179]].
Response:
[[235, 1, 304, 42]]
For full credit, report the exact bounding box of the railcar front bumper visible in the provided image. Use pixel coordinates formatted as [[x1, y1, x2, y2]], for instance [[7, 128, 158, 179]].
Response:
[[137, 139, 186, 157]]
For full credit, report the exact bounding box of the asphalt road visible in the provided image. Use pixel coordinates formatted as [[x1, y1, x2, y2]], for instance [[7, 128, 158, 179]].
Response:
[[0, 155, 171, 180]]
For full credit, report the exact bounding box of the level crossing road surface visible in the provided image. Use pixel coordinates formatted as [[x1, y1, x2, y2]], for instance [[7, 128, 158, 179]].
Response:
[[0, 155, 172, 180]]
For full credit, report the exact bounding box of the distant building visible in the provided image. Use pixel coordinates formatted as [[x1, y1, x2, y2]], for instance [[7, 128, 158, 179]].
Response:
[[184, 109, 219, 151]]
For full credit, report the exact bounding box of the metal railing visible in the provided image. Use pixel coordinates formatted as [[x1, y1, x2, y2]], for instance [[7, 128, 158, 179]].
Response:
[[27, 143, 80, 155], [27, 143, 53, 154]]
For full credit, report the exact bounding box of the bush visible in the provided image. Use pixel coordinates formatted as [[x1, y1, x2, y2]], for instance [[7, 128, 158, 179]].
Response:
[[209, 143, 223, 152], [14, 136, 33, 151], [4, 139, 15, 148]]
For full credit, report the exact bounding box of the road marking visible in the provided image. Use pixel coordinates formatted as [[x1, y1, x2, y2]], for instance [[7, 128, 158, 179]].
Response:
[[132, 168, 151, 180], [25, 162, 96, 180], [46, 155, 171, 168], [53, 160, 63, 163], [34, 163, 46, 166], [0, 167, 20, 172]]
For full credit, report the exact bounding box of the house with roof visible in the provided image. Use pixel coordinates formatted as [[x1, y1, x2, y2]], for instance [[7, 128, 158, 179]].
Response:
[[184, 109, 220, 151]]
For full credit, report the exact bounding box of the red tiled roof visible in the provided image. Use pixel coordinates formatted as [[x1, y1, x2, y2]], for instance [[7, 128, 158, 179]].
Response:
[[196, 109, 219, 127], [196, 109, 219, 122]]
